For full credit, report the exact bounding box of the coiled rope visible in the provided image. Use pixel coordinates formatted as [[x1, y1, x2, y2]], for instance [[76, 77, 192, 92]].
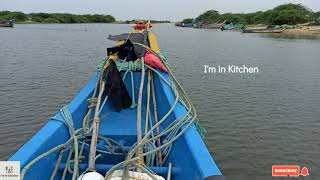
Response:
[[103, 42, 206, 180], [20, 32, 206, 180]]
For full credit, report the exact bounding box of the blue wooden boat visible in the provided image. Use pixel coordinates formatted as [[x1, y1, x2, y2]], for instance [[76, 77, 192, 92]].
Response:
[[221, 23, 234, 31], [10, 24, 224, 180]]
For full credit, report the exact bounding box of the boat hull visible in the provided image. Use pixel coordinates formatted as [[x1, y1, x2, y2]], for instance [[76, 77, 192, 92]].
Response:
[[242, 29, 284, 33], [10, 68, 224, 180], [0, 24, 13, 27], [0, 20, 14, 28], [201, 24, 223, 29], [221, 23, 235, 31]]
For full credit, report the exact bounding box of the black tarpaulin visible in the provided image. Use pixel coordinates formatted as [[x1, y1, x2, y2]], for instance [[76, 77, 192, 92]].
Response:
[[107, 40, 138, 61], [107, 32, 148, 58], [103, 61, 132, 112]]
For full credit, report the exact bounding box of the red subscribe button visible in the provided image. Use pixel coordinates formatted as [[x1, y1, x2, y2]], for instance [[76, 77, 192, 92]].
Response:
[[272, 165, 300, 177]]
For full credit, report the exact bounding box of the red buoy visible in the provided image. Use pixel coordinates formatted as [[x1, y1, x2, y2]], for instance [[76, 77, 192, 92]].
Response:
[[133, 22, 152, 30], [144, 50, 168, 73]]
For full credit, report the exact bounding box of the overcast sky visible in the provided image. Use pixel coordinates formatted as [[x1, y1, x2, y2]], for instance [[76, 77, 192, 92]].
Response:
[[1, 0, 320, 21]]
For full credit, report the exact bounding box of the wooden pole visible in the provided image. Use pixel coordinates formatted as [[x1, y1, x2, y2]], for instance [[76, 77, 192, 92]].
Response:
[[136, 58, 145, 165], [88, 80, 105, 170], [145, 70, 151, 134], [151, 73, 163, 165]]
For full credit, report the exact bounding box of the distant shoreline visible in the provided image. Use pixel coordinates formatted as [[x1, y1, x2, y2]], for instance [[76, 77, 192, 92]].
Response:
[[15, 21, 172, 24], [282, 27, 320, 37], [245, 25, 320, 37], [13, 22, 320, 38], [0, 11, 171, 24], [179, 4, 320, 31]]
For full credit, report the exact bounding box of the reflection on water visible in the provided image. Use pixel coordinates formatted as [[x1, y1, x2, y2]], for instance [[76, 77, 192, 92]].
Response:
[[1, 24, 320, 180]]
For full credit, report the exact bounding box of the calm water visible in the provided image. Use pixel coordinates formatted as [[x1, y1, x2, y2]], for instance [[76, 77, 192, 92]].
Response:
[[1, 24, 319, 179]]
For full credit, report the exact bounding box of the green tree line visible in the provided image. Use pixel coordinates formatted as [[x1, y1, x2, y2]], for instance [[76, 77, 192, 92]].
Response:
[[182, 3, 320, 25], [0, 11, 116, 23], [181, 18, 193, 24]]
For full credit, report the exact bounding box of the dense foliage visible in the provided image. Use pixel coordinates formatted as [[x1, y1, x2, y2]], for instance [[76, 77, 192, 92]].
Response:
[[0, 11, 116, 23], [192, 4, 320, 25], [181, 18, 193, 24], [312, 11, 320, 24], [0, 11, 28, 22], [195, 10, 220, 23]]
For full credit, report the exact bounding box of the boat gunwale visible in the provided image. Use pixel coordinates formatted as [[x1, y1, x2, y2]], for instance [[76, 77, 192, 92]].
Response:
[[10, 67, 223, 179], [9, 72, 99, 168], [156, 71, 222, 179]]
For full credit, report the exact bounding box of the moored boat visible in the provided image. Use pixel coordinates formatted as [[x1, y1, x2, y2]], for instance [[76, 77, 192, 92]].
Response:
[[242, 29, 284, 33], [233, 23, 246, 30], [174, 22, 182, 27], [175, 22, 194, 28], [181, 23, 194, 27], [201, 23, 223, 29], [221, 23, 234, 31], [0, 19, 14, 28], [9, 22, 225, 180], [201, 20, 226, 29]]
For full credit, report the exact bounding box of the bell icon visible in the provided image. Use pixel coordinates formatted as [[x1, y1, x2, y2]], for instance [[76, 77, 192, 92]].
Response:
[[300, 167, 309, 176]]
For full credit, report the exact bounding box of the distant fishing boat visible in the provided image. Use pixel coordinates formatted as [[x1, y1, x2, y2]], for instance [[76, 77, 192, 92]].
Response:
[[175, 22, 194, 28], [0, 19, 14, 28], [201, 20, 226, 29], [10, 22, 224, 180], [201, 23, 223, 29], [242, 29, 284, 33], [221, 23, 234, 31], [233, 23, 246, 30], [174, 22, 182, 27], [181, 23, 193, 27]]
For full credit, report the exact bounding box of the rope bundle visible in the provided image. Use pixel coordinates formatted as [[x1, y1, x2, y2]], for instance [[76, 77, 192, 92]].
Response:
[[20, 33, 206, 180], [104, 44, 205, 180], [116, 60, 142, 72]]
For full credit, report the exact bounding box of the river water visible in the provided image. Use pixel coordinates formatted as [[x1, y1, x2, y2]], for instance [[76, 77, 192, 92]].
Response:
[[0, 24, 319, 179]]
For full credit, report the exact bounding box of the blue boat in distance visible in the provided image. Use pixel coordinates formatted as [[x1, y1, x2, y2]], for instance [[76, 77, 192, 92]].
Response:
[[221, 23, 234, 31], [10, 23, 225, 180], [180, 23, 194, 27]]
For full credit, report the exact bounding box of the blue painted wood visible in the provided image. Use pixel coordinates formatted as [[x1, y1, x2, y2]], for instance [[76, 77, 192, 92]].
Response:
[[9, 69, 223, 180]]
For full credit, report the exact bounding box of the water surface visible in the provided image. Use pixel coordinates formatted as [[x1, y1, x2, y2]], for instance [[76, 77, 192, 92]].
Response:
[[0, 24, 319, 179]]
